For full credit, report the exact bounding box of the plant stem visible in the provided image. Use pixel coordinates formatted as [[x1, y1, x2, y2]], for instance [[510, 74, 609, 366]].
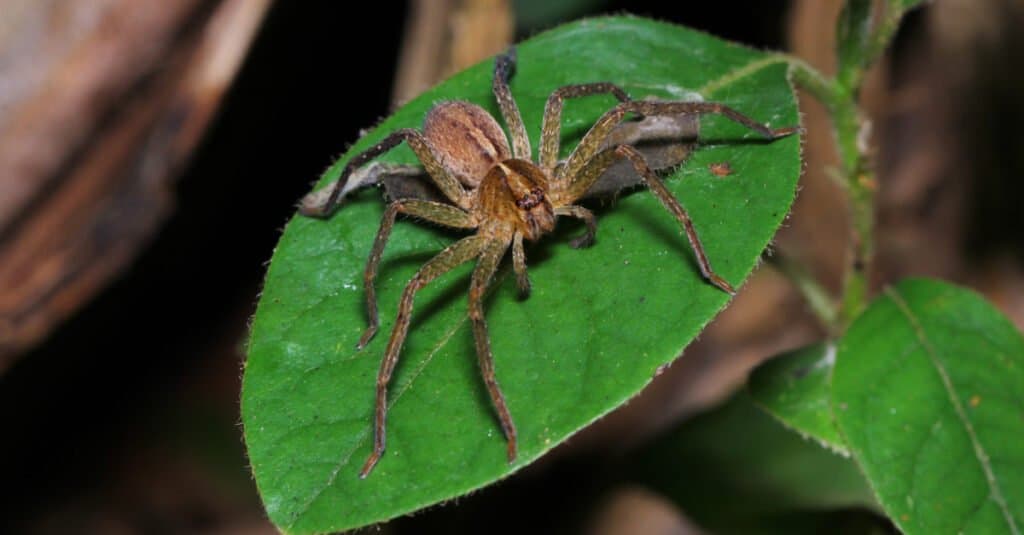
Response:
[[785, 58, 876, 331], [831, 93, 875, 328], [863, 3, 910, 70], [768, 251, 838, 332]]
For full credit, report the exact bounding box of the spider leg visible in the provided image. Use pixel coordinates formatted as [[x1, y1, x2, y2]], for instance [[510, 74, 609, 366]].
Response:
[[550, 146, 619, 205], [539, 83, 631, 173], [360, 235, 489, 478], [313, 129, 472, 216], [469, 237, 518, 464], [553, 143, 734, 293], [358, 200, 478, 349], [560, 100, 798, 183], [493, 49, 531, 159], [615, 145, 735, 294], [554, 205, 597, 249], [298, 162, 423, 216], [511, 232, 530, 296]]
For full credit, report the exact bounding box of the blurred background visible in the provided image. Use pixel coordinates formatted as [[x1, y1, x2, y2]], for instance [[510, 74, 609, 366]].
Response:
[[1, 0, 1022, 533]]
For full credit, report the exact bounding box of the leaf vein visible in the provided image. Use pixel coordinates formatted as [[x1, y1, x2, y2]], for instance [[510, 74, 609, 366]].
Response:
[[285, 313, 471, 527], [697, 55, 787, 96], [886, 287, 1020, 535]]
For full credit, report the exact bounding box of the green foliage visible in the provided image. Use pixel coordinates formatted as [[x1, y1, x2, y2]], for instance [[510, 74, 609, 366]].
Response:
[[834, 278, 1024, 534], [634, 393, 878, 535], [513, 0, 610, 32], [836, 0, 874, 90], [837, 0, 930, 88], [242, 16, 801, 534], [749, 342, 849, 455], [752, 279, 1024, 534], [724, 3, 1024, 535]]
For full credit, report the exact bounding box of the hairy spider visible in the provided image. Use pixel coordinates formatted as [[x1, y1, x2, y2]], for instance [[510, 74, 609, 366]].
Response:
[[303, 49, 797, 478]]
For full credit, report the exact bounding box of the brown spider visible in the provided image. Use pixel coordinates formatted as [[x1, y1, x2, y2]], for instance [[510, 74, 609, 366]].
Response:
[[302, 49, 797, 478]]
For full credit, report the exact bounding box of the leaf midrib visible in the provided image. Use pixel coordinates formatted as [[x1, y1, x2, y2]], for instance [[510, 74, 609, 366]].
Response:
[[885, 286, 1020, 535], [285, 312, 471, 527]]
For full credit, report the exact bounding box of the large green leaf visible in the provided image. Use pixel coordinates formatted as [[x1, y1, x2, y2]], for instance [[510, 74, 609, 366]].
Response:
[[633, 393, 878, 535], [833, 278, 1024, 534], [242, 16, 801, 534], [749, 342, 850, 455]]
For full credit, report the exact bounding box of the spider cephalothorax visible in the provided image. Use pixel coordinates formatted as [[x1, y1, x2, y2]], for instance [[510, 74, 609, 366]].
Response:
[[302, 49, 797, 478], [480, 159, 556, 240]]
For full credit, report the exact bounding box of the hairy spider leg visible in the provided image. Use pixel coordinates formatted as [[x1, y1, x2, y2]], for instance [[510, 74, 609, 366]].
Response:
[[538, 82, 632, 173], [298, 162, 425, 217], [616, 145, 736, 294], [468, 237, 518, 463], [358, 200, 478, 349], [493, 49, 531, 160], [497, 51, 630, 254], [553, 205, 597, 249], [551, 147, 619, 205], [540, 101, 797, 294], [511, 232, 530, 296], [321, 129, 472, 215], [552, 143, 737, 295], [558, 100, 798, 184], [360, 235, 490, 479]]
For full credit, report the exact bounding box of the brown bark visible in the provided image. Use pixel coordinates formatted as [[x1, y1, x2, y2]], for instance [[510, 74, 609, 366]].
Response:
[[392, 0, 513, 107], [0, 0, 272, 371]]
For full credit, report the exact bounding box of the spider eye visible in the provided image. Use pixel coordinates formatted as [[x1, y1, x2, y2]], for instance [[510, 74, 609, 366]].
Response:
[[515, 188, 545, 209]]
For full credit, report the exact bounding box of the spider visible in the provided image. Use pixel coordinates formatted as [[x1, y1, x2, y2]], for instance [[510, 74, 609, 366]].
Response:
[[303, 49, 797, 478]]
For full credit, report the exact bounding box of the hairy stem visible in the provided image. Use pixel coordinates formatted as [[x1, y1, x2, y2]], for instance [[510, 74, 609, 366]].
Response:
[[863, 3, 912, 70], [784, 57, 876, 331], [767, 251, 839, 332], [831, 94, 875, 329]]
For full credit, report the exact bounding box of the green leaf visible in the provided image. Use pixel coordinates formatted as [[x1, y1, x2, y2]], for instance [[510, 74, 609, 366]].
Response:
[[836, 0, 873, 89], [633, 393, 878, 535], [749, 342, 850, 455], [891, 0, 928, 11], [242, 16, 801, 534], [833, 278, 1024, 534], [513, 0, 611, 32], [857, 0, 930, 72], [834, 0, 931, 91]]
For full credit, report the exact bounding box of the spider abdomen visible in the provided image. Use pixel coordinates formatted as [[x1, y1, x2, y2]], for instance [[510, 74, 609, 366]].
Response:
[[423, 101, 511, 188], [477, 159, 556, 241]]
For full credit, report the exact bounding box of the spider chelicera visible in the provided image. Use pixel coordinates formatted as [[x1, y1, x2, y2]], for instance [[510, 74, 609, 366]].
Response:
[[302, 49, 797, 478]]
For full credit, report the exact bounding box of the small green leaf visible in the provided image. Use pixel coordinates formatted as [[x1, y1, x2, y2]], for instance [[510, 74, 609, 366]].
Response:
[[891, 0, 928, 11], [634, 393, 877, 535], [749, 343, 849, 455], [857, 0, 930, 72], [833, 278, 1024, 534], [835, 0, 931, 90], [836, 0, 874, 89], [242, 16, 801, 534]]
